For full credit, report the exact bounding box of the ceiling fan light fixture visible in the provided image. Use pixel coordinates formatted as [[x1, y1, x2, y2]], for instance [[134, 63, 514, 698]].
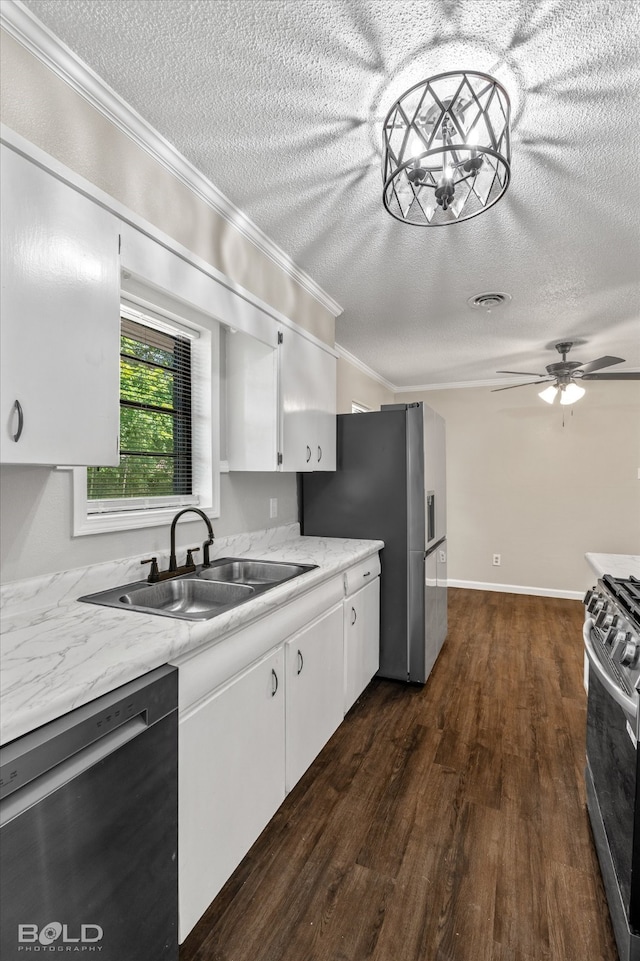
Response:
[[382, 70, 511, 226], [559, 382, 586, 405], [538, 384, 558, 404]]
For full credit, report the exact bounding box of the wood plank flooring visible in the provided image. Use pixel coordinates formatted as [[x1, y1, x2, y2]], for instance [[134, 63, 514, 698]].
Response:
[[180, 588, 618, 961]]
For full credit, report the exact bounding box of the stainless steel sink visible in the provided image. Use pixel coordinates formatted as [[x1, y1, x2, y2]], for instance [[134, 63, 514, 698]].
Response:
[[199, 559, 312, 586], [119, 579, 254, 618], [79, 557, 317, 620]]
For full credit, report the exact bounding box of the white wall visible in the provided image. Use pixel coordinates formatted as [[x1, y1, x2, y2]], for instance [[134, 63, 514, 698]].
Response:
[[395, 381, 640, 595], [0, 467, 297, 582]]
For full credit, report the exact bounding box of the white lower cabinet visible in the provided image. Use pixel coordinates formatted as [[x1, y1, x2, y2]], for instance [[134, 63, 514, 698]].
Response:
[[176, 555, 380, 942], [343, 563, 381, 714], [285, 604, 344, 791], [178, 646, 285, 941]]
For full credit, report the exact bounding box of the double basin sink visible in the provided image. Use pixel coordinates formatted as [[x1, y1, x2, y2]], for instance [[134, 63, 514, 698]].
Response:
[[79, 558, 317, 621]]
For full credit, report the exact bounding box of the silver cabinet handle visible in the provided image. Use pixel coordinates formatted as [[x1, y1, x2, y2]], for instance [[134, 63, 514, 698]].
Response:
[[317, 445, 322, 462], [306, 445, 312, 463], [12, 399, 24, 442], [351, 607, 357, 626], [297, 650, 304, 675], [271, 668, 279, 697]]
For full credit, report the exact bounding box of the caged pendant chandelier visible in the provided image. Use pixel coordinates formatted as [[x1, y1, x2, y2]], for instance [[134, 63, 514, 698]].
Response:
[[382, 70, 511, 226]]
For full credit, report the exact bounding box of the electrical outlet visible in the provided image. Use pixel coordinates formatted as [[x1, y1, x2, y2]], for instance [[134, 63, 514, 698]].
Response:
[[269, 498, 278, 519], [492, 554, 501, 566]]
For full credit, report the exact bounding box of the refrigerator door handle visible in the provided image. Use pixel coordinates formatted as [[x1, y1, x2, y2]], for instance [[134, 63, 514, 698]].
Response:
[[426, 491, 435, 543]]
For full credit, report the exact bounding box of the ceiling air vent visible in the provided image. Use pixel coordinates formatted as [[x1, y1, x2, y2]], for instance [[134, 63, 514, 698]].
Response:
[[467, 292, 512, 310]]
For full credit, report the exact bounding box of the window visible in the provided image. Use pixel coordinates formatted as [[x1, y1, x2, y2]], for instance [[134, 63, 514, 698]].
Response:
[[87, 316, 193, 506], [73, 300, 217, 535]]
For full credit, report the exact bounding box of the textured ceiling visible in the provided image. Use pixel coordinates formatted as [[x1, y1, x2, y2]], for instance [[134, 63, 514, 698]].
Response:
[[20, 0, 640, 387]]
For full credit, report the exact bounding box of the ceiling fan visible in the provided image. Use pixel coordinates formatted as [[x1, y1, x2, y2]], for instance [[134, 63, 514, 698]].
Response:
[[492, 341, 640, 405]]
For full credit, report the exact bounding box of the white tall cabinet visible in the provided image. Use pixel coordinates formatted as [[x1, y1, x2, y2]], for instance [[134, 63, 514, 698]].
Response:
[[0, 144, 121, 466]]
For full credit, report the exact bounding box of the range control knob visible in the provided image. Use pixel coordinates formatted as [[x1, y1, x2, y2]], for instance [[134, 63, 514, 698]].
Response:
[[595, 609, 613, 630], [587, 594, 603, 614], [584, 588, 596, 606], [620, 636, 640, 668], [605, 626, 619, 647]]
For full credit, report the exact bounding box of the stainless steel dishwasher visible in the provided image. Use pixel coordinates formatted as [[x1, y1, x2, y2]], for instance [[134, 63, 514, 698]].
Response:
[[0, 664, 178, 961]]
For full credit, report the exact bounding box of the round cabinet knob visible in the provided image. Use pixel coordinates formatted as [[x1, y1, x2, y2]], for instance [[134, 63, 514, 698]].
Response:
[[620, 637, 640, 668]]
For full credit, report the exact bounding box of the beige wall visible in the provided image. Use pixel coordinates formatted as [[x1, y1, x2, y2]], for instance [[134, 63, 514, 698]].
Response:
[[395, 381, 640, 595], [0, 31, 335, 347], [337, 354, 394, 412]]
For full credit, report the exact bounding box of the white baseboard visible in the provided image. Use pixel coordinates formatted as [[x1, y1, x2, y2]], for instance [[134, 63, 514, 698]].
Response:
[[447, 579, 584, 601]]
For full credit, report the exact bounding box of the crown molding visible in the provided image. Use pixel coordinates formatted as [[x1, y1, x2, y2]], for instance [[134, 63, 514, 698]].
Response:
[[334, 344, 396, 393], [334, 345, 530, 393], [395, 377, 531, 391], [0, 0, 343, 319]]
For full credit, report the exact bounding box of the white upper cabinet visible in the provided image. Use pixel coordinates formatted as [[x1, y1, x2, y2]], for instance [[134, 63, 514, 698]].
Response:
[[278, 326, 336, 472], [225, 329, 279, 471], [1, 145, 121, 466], [225, 324, 337, 472]]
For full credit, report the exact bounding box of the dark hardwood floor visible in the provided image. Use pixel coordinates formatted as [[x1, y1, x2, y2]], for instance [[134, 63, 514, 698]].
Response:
[[181, 588, 618, 961]]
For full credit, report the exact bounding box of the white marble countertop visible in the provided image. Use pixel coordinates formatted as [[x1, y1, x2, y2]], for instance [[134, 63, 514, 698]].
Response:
[[0, 525, 383, 745], [585, 553, 640, 579]]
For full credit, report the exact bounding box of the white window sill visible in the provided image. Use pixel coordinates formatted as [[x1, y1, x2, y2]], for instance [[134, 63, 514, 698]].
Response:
[[76, 500, 216, 536]]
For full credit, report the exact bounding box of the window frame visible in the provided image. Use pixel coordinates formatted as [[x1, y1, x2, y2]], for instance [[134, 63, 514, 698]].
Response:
[[73, 297, 218, 536]]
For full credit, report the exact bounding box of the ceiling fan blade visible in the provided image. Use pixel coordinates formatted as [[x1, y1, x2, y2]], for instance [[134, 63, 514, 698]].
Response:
[[578, 355, 625, 374], [581, 371, 640, 380], [491, 380, 551, 392], [496, 370, 546, 377]]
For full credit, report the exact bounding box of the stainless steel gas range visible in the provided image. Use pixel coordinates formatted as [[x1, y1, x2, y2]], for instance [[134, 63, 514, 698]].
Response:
[[583, 575, 640, 961]]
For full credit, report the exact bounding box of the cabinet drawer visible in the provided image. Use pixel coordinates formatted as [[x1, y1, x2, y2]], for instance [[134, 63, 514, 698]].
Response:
[[343, 554, 381, 597], [174, 574, 344, 712]]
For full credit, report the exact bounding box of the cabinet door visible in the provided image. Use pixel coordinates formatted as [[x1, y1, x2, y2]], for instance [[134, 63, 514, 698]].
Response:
[[279, 327, 336, 472], [0, 145, 121, 466], [314, 345, 337, 471], [226, 330, 278, 470], [178, 647, 285, 941], [285, 604, 344, 791], [344, 577, 380, 713]]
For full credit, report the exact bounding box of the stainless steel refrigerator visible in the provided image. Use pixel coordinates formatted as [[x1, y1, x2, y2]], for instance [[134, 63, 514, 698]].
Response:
[[300, 402, 447, 684]]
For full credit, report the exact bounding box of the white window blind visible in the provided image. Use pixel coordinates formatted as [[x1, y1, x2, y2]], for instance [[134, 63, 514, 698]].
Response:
[[87, 315, 194, 509]]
